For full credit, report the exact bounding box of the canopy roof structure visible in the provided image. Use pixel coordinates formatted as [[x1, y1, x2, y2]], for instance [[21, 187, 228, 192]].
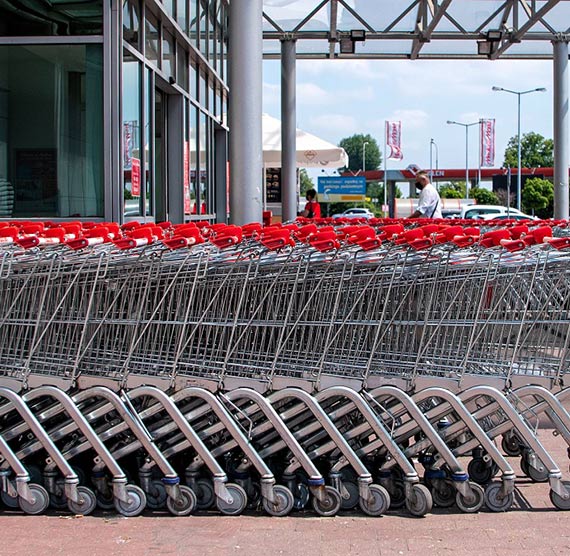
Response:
[[262, 113, 349, 168], [262, 0, 570, 60]]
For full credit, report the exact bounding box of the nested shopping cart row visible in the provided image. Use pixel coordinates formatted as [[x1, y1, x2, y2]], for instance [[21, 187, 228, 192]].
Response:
[[0, 382, 570, 517], [0, 217, 569, 517]]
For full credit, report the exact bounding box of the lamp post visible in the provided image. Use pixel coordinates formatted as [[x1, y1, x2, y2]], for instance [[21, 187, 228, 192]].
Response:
[[492, 86, 547, 210], [447, 120, 479, 199], [362, 141, 368, 174], [429, 138, 439, 185]]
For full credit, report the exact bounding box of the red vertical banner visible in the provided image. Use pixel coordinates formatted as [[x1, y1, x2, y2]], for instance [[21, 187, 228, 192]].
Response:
[[480, 119, 495, 167], [184, 141, 191, 213], [131, 157, 141, 196], [386, 121, 403, 160]]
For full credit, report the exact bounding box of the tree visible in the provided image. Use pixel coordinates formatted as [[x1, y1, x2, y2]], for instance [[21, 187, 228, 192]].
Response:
[[438, 181, 465, 199], [503, 132, 554, 169], [338, 134, 382, 174], [521, 177, 553, 218], [299, 168, 314, 196], [471, 187, 499, 205]]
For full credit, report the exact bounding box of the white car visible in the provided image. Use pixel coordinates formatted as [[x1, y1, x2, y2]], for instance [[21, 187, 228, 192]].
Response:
[[460, 204, 536, 220], [332, 208, 374, 219]]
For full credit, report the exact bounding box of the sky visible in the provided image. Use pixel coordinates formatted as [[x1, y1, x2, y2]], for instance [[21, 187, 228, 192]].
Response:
[[262, 57, 554, 179]]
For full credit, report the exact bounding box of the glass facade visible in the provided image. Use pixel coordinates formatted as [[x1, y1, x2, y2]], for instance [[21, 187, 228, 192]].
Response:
[[121, 0, 228, 221], [0, 0, 228, 223], [0, 44, 104, 218]]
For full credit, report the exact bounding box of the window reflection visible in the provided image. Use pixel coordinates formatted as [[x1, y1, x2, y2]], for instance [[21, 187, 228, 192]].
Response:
[[0, 45, 103, 218], [145, 11, 159, 65]]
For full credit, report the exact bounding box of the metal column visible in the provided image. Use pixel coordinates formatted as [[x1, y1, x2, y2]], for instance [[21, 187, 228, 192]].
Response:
[[228, 0, 264, 225], [553, 39, 569, 219], [281, 38, 297, 223]]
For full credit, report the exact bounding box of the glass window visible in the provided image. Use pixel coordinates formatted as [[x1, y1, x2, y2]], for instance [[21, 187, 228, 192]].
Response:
[[0, 1, 103, 36], [0, 44, 103, 218], [123, 0, 140, 50], [189, 0, 198, 46], [162, 30, 175, 80], [198, 68, 207, 109], [177, 45, 189, 91], [208, 75, 215, 115], [145, 11, 160, 66], [122, 53, 142, 217], [190, 59, 197, 101], [199, 0, 207, 57], [199, 111, 208, 214], [184, 100, 191, 215], [189, 104, 198, 215], [177, 0, 188, 33], [163, 0, 174, 18], [145, 68, 152, 216]]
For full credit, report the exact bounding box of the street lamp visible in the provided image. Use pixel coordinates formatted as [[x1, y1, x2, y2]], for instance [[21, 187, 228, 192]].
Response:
[[362, 141, 369, 174], [492, 86, 547, 210], [429, 138, 439, 184], [447, 120, 479, 199]]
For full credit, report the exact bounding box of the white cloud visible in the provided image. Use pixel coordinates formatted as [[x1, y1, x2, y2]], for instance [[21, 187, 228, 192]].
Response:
[[305, 114, 359, 142]]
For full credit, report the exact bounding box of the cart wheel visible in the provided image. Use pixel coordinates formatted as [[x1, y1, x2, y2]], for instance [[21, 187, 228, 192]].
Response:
[[527, 461, 549, 483], [166, 485, 196, 517], [19, 483, 50, 515], [387, 479, 406, 509], [50, 479, 68, 509], [68, 486, 97, 516], [468, 458, 495, 485], [484, 482, 513, 512], [405, 484, 433, 517], [432, 479, 456, 508], [550, 480, 570, 510], [146, 480, 167, 509], [293, 482, 310, 510], [262, 485, 294, 517], [501, 434, 522, 457], [96, 489, 115, 510], [1, 485, 19, 509], [359, 484, 391, 517], [456, 482, 485, 513], [193, 478, 215, 510], [339, 480, 360, 510], [216, 483, 247, 516], [311, 486, 341, 517], [114, 485, 147, 517]]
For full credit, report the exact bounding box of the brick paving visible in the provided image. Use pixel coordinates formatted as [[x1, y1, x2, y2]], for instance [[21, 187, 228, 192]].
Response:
[[2, 428, 569, 556]]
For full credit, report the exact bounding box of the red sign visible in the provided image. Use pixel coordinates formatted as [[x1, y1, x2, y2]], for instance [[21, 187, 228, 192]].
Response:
[[386, 121, 403, 160], [131, 157, 141, 197], [480, 119, 496, 167]]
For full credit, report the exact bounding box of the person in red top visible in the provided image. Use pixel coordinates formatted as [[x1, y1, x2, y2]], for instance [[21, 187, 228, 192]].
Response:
[[302, 188, 321, 218]]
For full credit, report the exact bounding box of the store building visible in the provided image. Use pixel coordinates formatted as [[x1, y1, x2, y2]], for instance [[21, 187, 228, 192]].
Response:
[[0, 0, 228, 224]]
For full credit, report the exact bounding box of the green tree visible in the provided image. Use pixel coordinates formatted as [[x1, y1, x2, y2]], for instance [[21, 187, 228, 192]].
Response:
[[299, 168, 314, 196], [338, 134, 382, 173], [521, 177, 553, 218], [438, 181, 466, 199], [471, 187, 500, 205], [503, 132, 554, 168]]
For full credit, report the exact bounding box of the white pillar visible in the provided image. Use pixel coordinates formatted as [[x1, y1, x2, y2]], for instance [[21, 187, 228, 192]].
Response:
[[228, 0, 264, 224], [553, 39, 569, 219], [281, 39, 297, 223]]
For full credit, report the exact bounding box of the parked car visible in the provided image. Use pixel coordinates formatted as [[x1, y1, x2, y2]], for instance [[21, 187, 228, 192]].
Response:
[[460, 204, 535, 220], [482, 213, 538, 221], [441, 208, 461, 219], [332, 208, 374, 219]]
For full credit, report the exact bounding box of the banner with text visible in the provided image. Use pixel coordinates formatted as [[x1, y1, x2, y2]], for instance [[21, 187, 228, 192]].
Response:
[[317, 176, 366, 202], [386, 120, 403, 160], [480, 118, 495, 167]]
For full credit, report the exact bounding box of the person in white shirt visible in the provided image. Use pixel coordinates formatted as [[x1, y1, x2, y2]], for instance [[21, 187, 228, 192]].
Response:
[[409, 170, 442, 219]]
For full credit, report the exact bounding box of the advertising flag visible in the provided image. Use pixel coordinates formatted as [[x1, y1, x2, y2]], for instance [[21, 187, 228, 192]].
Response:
[[386, 121, 403, 160], [480, 119, 495, 167]]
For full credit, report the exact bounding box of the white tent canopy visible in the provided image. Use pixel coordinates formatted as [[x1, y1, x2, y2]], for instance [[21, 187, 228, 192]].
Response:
[[262, 113, 348, 168]]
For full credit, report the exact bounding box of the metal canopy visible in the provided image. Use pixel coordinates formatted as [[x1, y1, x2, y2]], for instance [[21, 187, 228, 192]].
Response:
[[262, 0, 570, 59]]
